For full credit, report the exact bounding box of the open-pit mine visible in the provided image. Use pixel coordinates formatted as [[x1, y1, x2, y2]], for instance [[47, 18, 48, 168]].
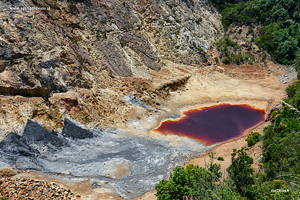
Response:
[[0, 0, 297, 199]]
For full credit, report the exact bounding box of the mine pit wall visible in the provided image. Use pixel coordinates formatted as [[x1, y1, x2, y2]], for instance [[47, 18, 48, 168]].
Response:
[[0, 0, 223, 135], [0, 0, 222, 85]]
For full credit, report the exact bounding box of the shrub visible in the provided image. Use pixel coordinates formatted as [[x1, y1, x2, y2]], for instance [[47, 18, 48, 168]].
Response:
[[215, 57, 219, 63], [222, 57, 231, 64], [217, 156, 224, 161], [196, 17, 203, 23], [155, 164, 242, 200], [227, 147, 254, 198], [246, 132, 262, 147]]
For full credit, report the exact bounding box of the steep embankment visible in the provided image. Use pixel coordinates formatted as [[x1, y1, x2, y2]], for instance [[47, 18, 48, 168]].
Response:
[[0, 0, 222, 136]]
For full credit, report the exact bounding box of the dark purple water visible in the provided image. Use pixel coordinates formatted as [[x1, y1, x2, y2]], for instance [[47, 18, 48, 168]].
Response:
[[154, 104, 265, 145]]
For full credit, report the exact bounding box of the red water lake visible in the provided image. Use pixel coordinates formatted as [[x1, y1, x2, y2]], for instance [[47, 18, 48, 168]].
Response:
[[154, 104, 265, 145]]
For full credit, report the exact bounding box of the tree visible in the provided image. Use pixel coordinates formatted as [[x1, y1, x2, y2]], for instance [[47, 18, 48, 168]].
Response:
[[155, 166, 190, 200], [227, 147, 254, 198], [155, 158, 242, 199], [246, 132, 262, 147]]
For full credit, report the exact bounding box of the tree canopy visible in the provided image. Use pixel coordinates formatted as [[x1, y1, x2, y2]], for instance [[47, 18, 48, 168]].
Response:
[[211, 0, 300, 66]]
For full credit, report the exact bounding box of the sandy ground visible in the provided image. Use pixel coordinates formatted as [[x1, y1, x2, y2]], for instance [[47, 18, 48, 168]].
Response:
[[124, 60, 287, 136]]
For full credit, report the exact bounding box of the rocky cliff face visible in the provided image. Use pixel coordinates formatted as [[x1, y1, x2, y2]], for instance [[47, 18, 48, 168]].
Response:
[[0, 0, 222, 135]]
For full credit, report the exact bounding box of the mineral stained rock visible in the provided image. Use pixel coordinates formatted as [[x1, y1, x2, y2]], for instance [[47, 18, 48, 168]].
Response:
[[0, 0, 222, 135]]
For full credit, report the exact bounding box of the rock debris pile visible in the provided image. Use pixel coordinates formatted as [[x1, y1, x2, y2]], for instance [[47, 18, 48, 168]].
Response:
[[0, 177, 79, 200]]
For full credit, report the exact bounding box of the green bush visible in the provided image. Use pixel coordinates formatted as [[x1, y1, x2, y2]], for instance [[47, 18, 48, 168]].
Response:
[[181, 0, 195, 8], [222, 57, 231, 64], [251, 178, 300, 200], [196, 17, 203, 23], [246, 132, 262, 147], [215, 57, 219, 63], [217, 156, 224, 161], [215, 36, 257, 65], [285, 81, 300, 99], [211, 0, 300, 67], [227, 147, 254, 198], [248, 27, 254, 34], [155, 155, 242, 200]]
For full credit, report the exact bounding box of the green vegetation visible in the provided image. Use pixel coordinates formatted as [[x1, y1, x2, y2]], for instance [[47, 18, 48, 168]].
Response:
[[263, 81, 300, 179], [155, 153, 242, 200], [227, 147, 254, 198], [210, 0, 300, 67], [215, 57, 219, 63], [196, 17, 203, 24], [246, 132, 262, 147], [156, 140, 300, 199], [215, 36, 255, 64], [217, 156, 224, 161], [190, 41, 208, 62], [70, 37, 79, 42], [181, 0, 195, 8], [248, 79, 300, 199]]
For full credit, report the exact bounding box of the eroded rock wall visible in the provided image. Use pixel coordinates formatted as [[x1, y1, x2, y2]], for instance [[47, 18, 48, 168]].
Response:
[[0, 0, 222, 135]]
